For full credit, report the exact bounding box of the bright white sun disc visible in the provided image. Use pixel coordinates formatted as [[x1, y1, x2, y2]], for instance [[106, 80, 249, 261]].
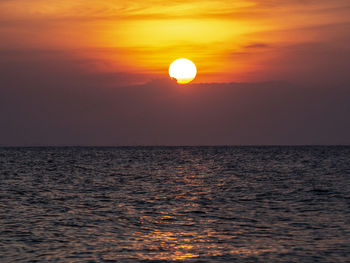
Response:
[[169, 58, 197, 84]]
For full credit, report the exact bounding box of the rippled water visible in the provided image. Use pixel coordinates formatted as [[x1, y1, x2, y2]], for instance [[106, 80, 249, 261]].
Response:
[[0, 146, 349, 262]]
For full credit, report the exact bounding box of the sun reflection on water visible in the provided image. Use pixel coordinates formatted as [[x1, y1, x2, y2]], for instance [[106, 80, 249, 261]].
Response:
[[115, 149, 287, 261], [130, 227, 284, 261]]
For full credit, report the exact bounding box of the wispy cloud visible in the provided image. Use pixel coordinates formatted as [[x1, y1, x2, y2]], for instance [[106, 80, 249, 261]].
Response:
[[0, 0, 349, 82]]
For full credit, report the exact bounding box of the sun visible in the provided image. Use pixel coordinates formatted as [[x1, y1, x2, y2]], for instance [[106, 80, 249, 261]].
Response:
[[169, 58, 197, 84]]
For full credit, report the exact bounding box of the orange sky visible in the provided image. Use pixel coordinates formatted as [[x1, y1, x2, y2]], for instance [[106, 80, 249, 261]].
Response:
[[0, 1, 350, 145], [1, 0, 350, 83]]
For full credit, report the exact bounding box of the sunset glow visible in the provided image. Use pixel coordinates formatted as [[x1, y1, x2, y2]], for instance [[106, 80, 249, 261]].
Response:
[[1, 0, 349, 83], [0, 0, 349, 146]]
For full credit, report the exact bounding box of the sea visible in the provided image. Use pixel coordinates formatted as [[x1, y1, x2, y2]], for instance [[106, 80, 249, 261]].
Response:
[[0, 146, 349, 262]]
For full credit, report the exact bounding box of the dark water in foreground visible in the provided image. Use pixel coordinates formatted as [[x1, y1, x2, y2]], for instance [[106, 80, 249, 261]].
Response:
[[0, 147, 349, 262]]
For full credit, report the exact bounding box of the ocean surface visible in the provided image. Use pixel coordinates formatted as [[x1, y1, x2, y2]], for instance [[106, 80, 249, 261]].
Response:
[[0, 146, 349, 262]]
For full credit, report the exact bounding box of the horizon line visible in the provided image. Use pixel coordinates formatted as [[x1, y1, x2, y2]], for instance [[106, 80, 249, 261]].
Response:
[[1, 144, 349, 148]]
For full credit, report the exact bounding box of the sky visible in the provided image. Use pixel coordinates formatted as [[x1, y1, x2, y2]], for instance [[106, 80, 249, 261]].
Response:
[[0, 0, 350, 145]]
